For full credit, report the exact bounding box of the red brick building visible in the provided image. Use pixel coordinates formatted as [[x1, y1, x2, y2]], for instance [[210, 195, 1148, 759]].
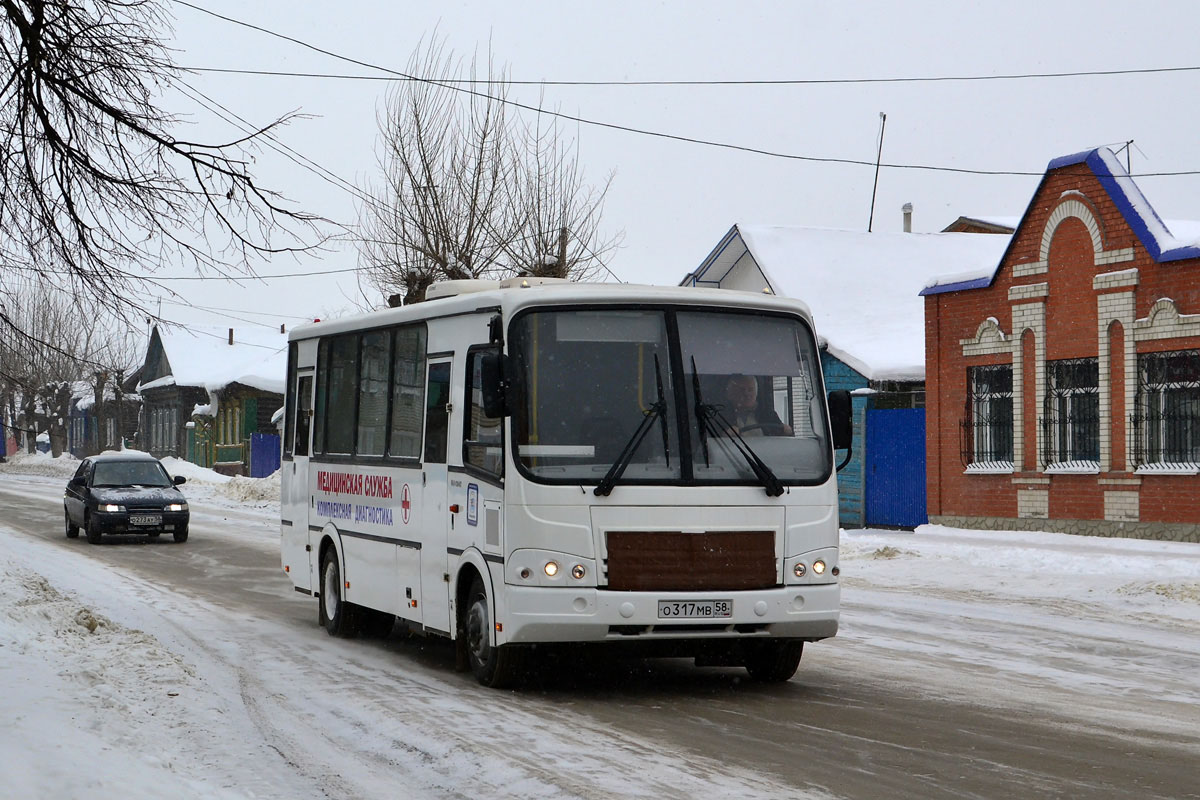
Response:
[[923, 147, 1200, 542]]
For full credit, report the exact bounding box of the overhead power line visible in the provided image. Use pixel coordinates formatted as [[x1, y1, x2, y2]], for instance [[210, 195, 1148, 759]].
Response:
[[184, 63, 1200, 86], [169, 2, 1200, 179]]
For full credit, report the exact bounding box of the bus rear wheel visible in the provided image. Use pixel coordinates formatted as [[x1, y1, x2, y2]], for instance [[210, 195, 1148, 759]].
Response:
[[744, 640, 804, 682], [464, 577, 525, 688], [319, 549, 359, 637]]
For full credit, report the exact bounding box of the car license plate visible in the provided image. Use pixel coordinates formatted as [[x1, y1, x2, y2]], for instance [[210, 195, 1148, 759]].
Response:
[[657, 599, 732, 619], [129, 514, 162, 526]]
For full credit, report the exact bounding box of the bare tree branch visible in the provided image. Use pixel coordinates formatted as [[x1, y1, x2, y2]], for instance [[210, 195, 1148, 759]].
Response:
[[0, 0, 324, 328], [358, 38, 622, 304]]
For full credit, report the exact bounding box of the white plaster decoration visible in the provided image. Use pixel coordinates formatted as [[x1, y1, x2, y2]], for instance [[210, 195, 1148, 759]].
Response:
[[1044, 460, 1101, 475], [1134, 463, 1200, 476], [1103, 491, 1140, 522], [1041, 197, 1103, 263], [964, 462, 1015, 474], [1010, 302, 1047, 471], [1017, 488, 1049, 518], [1008, 283, 1049, 302], [1096, 291, 1136, 472], [1095, 248, 1136, 266], [960, 317, 1012, 357], [1014, 260, 1049, 278], [1093, 269, 1139, 291], [1133, 298, 1200, 342], [1011, 476, 1050, 485]]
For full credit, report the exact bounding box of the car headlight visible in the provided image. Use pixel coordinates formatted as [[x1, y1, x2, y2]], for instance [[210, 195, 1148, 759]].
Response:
[[166, 503, 187, 512], [100, 504, 125, 513]]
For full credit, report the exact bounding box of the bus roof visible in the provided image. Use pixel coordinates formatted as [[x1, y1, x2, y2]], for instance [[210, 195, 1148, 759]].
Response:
[[288, 280, 816, 342]]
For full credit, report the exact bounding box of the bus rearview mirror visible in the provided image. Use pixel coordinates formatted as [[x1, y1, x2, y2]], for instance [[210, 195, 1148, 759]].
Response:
[[828, 390, 852, 450]]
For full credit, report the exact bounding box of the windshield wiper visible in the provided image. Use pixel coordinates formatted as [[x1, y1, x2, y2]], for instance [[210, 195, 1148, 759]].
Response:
[[690, 358, 784, 497], [594, 355, 669, 497]]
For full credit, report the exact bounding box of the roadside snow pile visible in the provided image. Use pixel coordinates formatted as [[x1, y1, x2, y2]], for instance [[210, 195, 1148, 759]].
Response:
[[0, 559, 235, 800], [841, 524, 1200, 624], [160, 456, 232, 484], [217, 473, 281, 506], [0, 450, 77, 478]]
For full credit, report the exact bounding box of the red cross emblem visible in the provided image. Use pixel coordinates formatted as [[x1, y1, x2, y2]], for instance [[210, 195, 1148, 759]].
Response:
[[401, 483, 412, 524]]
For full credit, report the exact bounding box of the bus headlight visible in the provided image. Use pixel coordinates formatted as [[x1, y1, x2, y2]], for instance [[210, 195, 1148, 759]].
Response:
[[812, 560, 826, 575], [544, 561, 560, 577], [571, 564, 586, 580], [793, 562, 806, 577]]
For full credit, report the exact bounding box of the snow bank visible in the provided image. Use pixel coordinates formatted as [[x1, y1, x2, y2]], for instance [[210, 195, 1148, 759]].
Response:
[[0, 450, 78, 478], [0, 559, 245, 800]]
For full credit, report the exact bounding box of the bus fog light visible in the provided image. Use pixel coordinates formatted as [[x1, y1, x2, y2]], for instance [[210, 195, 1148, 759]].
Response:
[[544, 561, 559, 577], [519, 567, 531, 580], [571, 564, 586, 580], [813, 560, 826, 575], [793, 562, 806, 578]]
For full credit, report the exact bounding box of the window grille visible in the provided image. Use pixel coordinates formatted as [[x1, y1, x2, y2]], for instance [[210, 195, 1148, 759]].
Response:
[[961, 364, 1013, 467], [1130, 350, 1200, 469], [1040, 358, 1099, 468]]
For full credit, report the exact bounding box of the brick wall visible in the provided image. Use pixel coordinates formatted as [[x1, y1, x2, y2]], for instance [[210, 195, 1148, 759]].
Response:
[[926, 157, 1200, 541]]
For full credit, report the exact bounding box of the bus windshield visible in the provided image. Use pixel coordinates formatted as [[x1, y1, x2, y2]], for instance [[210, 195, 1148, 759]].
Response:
[[510, 307, 832, 487]]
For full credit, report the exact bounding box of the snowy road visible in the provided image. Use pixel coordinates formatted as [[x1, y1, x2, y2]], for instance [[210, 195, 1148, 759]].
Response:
[[1, 462, 1198, 799]]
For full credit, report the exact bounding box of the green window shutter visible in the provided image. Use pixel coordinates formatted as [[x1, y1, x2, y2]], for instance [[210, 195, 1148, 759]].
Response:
[[243, 396, 258, 436]]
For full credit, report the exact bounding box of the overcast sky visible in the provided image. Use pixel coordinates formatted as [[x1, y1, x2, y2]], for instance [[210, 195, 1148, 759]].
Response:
[[148, 0, 1200, 334]]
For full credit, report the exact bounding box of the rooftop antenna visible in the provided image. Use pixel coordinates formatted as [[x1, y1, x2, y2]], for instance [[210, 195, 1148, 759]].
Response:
[[868, 112, 887, 232], [1114, 139, 1134, 173]]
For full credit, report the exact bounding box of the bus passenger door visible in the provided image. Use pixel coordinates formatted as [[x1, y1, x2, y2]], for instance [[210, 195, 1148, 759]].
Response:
[[282, 371, 315, 591], [420, 359, 453, 633]]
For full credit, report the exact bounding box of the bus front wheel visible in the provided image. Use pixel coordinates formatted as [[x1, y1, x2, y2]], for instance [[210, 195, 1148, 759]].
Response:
[[464, 577, 525, 688], [744, 640, 804, 682], [319, 549, 359, 637]]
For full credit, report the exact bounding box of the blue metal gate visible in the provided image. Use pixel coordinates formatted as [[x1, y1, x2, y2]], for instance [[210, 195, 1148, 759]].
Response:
[[249, 432, 281, 478], [865, 408, 927, 528]]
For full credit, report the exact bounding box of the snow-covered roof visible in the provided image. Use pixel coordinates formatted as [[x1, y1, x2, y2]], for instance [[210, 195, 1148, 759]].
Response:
[[685, 224, 1010, 381], [923, 147, 1200, 296], [141, 326, 287, 395]]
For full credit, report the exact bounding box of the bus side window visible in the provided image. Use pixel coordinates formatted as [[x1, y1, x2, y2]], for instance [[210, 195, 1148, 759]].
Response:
[[464, 347, 503, 477], [294, 375, 312, 457], [424, 362, 451, 464]]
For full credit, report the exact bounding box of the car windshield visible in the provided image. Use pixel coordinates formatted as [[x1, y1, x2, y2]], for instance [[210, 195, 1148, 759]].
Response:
[[92, 461, 173, 488], [510, 307, 832, 486]]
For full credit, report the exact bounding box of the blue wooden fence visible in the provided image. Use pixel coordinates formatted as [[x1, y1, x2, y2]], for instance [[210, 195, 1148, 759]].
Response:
[[864, 408, 928, 528], [249, 432, 281, 478]]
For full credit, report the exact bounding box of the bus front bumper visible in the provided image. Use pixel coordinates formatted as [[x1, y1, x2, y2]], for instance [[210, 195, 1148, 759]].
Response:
[[499, 583, 839, 645]]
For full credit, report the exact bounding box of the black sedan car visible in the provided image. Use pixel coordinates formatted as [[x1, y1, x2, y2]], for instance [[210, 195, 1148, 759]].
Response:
[[64, 452, 190, 544]]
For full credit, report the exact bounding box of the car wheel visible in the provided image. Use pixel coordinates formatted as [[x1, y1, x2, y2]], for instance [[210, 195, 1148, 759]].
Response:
[[464, 576, 526, 688], [743, 640, 804, 683], [85, 514, 103, 545], [64, 510, 79, 539], [173, 525, 188, 543], [319, 548, 359, 637]]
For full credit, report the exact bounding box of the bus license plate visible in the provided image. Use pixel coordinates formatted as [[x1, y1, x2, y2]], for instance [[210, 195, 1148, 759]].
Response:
[[657, 600, 732, 619], [129, 514, 161, 526]]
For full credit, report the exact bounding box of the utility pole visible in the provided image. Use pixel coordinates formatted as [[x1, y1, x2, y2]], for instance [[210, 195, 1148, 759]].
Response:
[[868, 112, 887, 233]]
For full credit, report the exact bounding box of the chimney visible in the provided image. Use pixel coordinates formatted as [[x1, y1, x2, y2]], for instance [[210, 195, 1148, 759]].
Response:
[[902, 203, 913, 233], [228, 328, 234, 345]]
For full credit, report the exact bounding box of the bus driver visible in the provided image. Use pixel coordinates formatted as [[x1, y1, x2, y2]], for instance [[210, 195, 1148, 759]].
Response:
[[723, 374, 793, 437]]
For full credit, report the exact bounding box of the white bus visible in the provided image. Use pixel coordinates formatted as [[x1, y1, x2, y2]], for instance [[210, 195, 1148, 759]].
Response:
[[281, 278, 852, 687]]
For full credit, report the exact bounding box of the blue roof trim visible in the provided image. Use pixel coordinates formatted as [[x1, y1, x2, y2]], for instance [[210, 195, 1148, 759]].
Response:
[[919, 276, 993, 296], [924, 146, 1200, 297], [1050, 149, 1200, 263]]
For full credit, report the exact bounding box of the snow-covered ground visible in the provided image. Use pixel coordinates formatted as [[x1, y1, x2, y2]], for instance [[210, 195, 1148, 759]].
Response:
[[1, 450, 1198, 797]]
